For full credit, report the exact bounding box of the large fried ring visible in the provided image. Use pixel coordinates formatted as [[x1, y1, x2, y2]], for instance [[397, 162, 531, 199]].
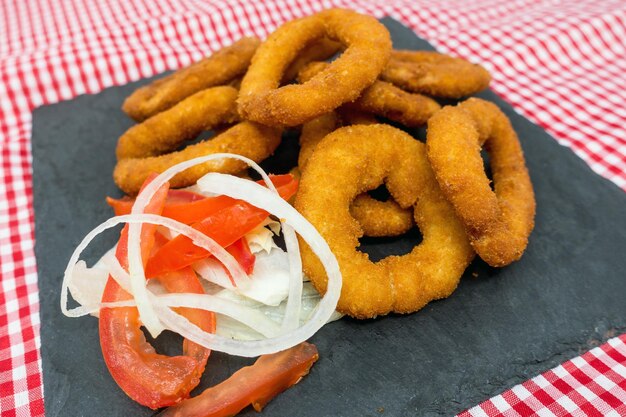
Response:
[[238, 9, 391, 126], [114, 121, 281, 195], [123, 37, 260, 121], [117, 86, 239, 160], [295, 124, 474, 318], [426, 98, 535, 266], [382, 50, 491, 98], [298, 112, 414, 237]]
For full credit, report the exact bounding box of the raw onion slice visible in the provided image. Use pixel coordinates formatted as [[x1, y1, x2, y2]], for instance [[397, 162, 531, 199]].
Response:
[[61, 213, 246, 318]]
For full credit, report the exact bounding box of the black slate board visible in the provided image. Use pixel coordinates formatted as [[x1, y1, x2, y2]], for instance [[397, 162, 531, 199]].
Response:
[[33, 18, 626, 417]]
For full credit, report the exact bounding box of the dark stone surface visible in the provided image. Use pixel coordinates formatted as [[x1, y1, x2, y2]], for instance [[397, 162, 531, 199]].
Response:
[[33, 18, 626, 417]]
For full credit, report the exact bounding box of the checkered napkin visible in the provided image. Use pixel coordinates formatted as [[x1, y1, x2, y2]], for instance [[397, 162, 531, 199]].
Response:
[[1, 1, 625, 416]]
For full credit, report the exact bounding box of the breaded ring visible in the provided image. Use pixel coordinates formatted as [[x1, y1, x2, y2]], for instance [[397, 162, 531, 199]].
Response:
[[282, 37, 342, 83], [297, 112, 339, 171], [349, 195, 415, 238], [381, 50, 491, 98], [336, 108, 378, 125], [426, 98, 535, 266], [295, 124, 474, 318], [116, 86, 239, 160], [123, 37, 260, 121], [298, 112, 414, 237], [299, 61, 440, 127], [238, 9, 391, 126], [114, 122, 281, 194]]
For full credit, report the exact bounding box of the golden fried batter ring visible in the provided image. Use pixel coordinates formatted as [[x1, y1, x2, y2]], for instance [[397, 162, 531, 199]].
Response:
[[114, 122, 281, 195], [381, 50, 491, 98], [238, 9, 391, 126], [282, 38, 342, 83], [295, 124, 474, 318], [297, 112, 339, 172], [123, 37, 260, 121], [298, 112, 414, 237], [298, 61, 440, 127], [116, 86, 239, 160], [426, 98, 535, 267], [349, 195, 415, 238]]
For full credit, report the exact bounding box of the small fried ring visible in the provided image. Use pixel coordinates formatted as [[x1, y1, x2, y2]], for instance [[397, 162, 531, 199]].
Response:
[[298, 112, 414, 237], [114, 122, 281, 195], [381, 50, 491, 98], [426, 98, 535, 266], [295, 124, 474, 318], [116, 86, 239, 160], [238, 9, 391, 126], [123, 37, 260, 121], [298, 61, 440, 127]]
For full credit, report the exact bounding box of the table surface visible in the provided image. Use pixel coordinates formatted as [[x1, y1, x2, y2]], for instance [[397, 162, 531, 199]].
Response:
[[1, 1, 625, 416]]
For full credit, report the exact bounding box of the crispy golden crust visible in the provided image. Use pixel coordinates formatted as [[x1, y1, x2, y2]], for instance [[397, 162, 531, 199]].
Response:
[[426, 98, 535, 266], [297, 112, 339, 171], [282, 38, 343, 83], [298, 112, 414, 237], [295, 124, 474, 318], [122, 37, 260, 121], [116, 86, 239, 160], [114, 122, 281, 194], [381, 50, 491, 98], [349, 195, 414, 237], [238, 9, 391, 126], [299, 61, 440, 127]]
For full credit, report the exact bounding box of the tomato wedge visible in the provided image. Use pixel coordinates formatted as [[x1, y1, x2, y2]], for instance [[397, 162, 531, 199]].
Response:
[[159, 343, 319, 417], [99, 175, 214, 409], [144, 175, 298, 278]]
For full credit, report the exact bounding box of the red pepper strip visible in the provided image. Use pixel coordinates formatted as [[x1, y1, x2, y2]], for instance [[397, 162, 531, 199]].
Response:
[[106, 190, 220, 224], [159, 343, 319, 417], [106, 174, 298, 226], [144, 175, 298, 279], [99, 175, 213, 409], [225, 238, 255, 275]]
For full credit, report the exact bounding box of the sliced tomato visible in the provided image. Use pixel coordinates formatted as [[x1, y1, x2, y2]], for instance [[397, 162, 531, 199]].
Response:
[[225, 238, 255, 275], [159, 343, 319, 417], [99, 175, 214, 409], [144, 174, 297, 278]]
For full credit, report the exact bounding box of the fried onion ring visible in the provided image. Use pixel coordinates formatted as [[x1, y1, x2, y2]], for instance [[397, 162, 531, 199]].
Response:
[[238, 9, 391, 126], [116, 86, 239, 160], [123, 37, 260, 121], [381, 50, 491, 98], [298, 61, 440, 127], [298, 112, 414, 237], [349, 195, 415, 238], [114, 122, 281, 194], [426, 98, 535, 266], [295, 124, 474, 318], [282, 38, 342, 83]]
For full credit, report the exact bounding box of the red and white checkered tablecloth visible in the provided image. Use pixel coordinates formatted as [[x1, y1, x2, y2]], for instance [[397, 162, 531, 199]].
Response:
[[1, 0, 625, 416]]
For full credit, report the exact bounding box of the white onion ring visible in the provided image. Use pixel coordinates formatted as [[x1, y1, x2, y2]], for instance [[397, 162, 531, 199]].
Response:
[[61, 214, 246, 318]]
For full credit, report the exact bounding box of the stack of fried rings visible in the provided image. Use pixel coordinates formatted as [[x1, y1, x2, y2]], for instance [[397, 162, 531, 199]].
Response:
[[295, 101, 535, 318], [116, 8, 535, 318]]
